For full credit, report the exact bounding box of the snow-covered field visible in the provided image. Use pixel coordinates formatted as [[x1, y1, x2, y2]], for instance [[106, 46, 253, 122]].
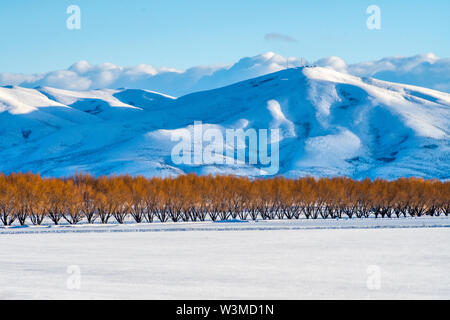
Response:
[[1, 217, 449, 299]]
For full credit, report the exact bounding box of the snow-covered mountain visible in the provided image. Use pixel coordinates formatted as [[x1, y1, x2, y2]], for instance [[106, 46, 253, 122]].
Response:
[[0, 66, 448, 179]]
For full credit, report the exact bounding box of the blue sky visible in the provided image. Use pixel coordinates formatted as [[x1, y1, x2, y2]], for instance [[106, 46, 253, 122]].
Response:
[[0, 0, 449, 73]]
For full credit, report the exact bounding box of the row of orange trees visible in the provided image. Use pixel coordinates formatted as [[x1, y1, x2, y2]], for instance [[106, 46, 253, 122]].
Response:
[[0, 173, 448, 226]]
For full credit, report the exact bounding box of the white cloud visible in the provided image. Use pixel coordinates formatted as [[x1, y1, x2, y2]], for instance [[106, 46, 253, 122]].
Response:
[[315, 56, 348, 74], [1, 52, 449, 96], [0, 73, 42, 86], [69, 60, 93, 74], [347, 53, 450, 92], [347, 53, 439, 75], [41, 70, 92, 91]]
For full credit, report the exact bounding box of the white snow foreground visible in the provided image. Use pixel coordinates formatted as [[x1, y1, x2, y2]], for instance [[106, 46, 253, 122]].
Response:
[[0, 217, 449, 299], [0, 66, 449, 179]]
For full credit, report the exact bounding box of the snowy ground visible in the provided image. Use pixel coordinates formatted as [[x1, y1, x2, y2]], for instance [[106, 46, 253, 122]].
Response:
[[1, 217, 449, 299]]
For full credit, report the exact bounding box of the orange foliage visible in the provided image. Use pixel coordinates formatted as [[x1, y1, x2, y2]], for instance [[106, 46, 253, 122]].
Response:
[[0, 173, 448, 225]]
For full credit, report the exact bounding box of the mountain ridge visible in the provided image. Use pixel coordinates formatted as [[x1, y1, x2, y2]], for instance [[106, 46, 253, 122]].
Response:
[[0, 66, 448, 179]]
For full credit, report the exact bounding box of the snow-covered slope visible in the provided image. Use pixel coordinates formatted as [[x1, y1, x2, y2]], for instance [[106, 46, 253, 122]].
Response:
[[0, 67, 448, 179]]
